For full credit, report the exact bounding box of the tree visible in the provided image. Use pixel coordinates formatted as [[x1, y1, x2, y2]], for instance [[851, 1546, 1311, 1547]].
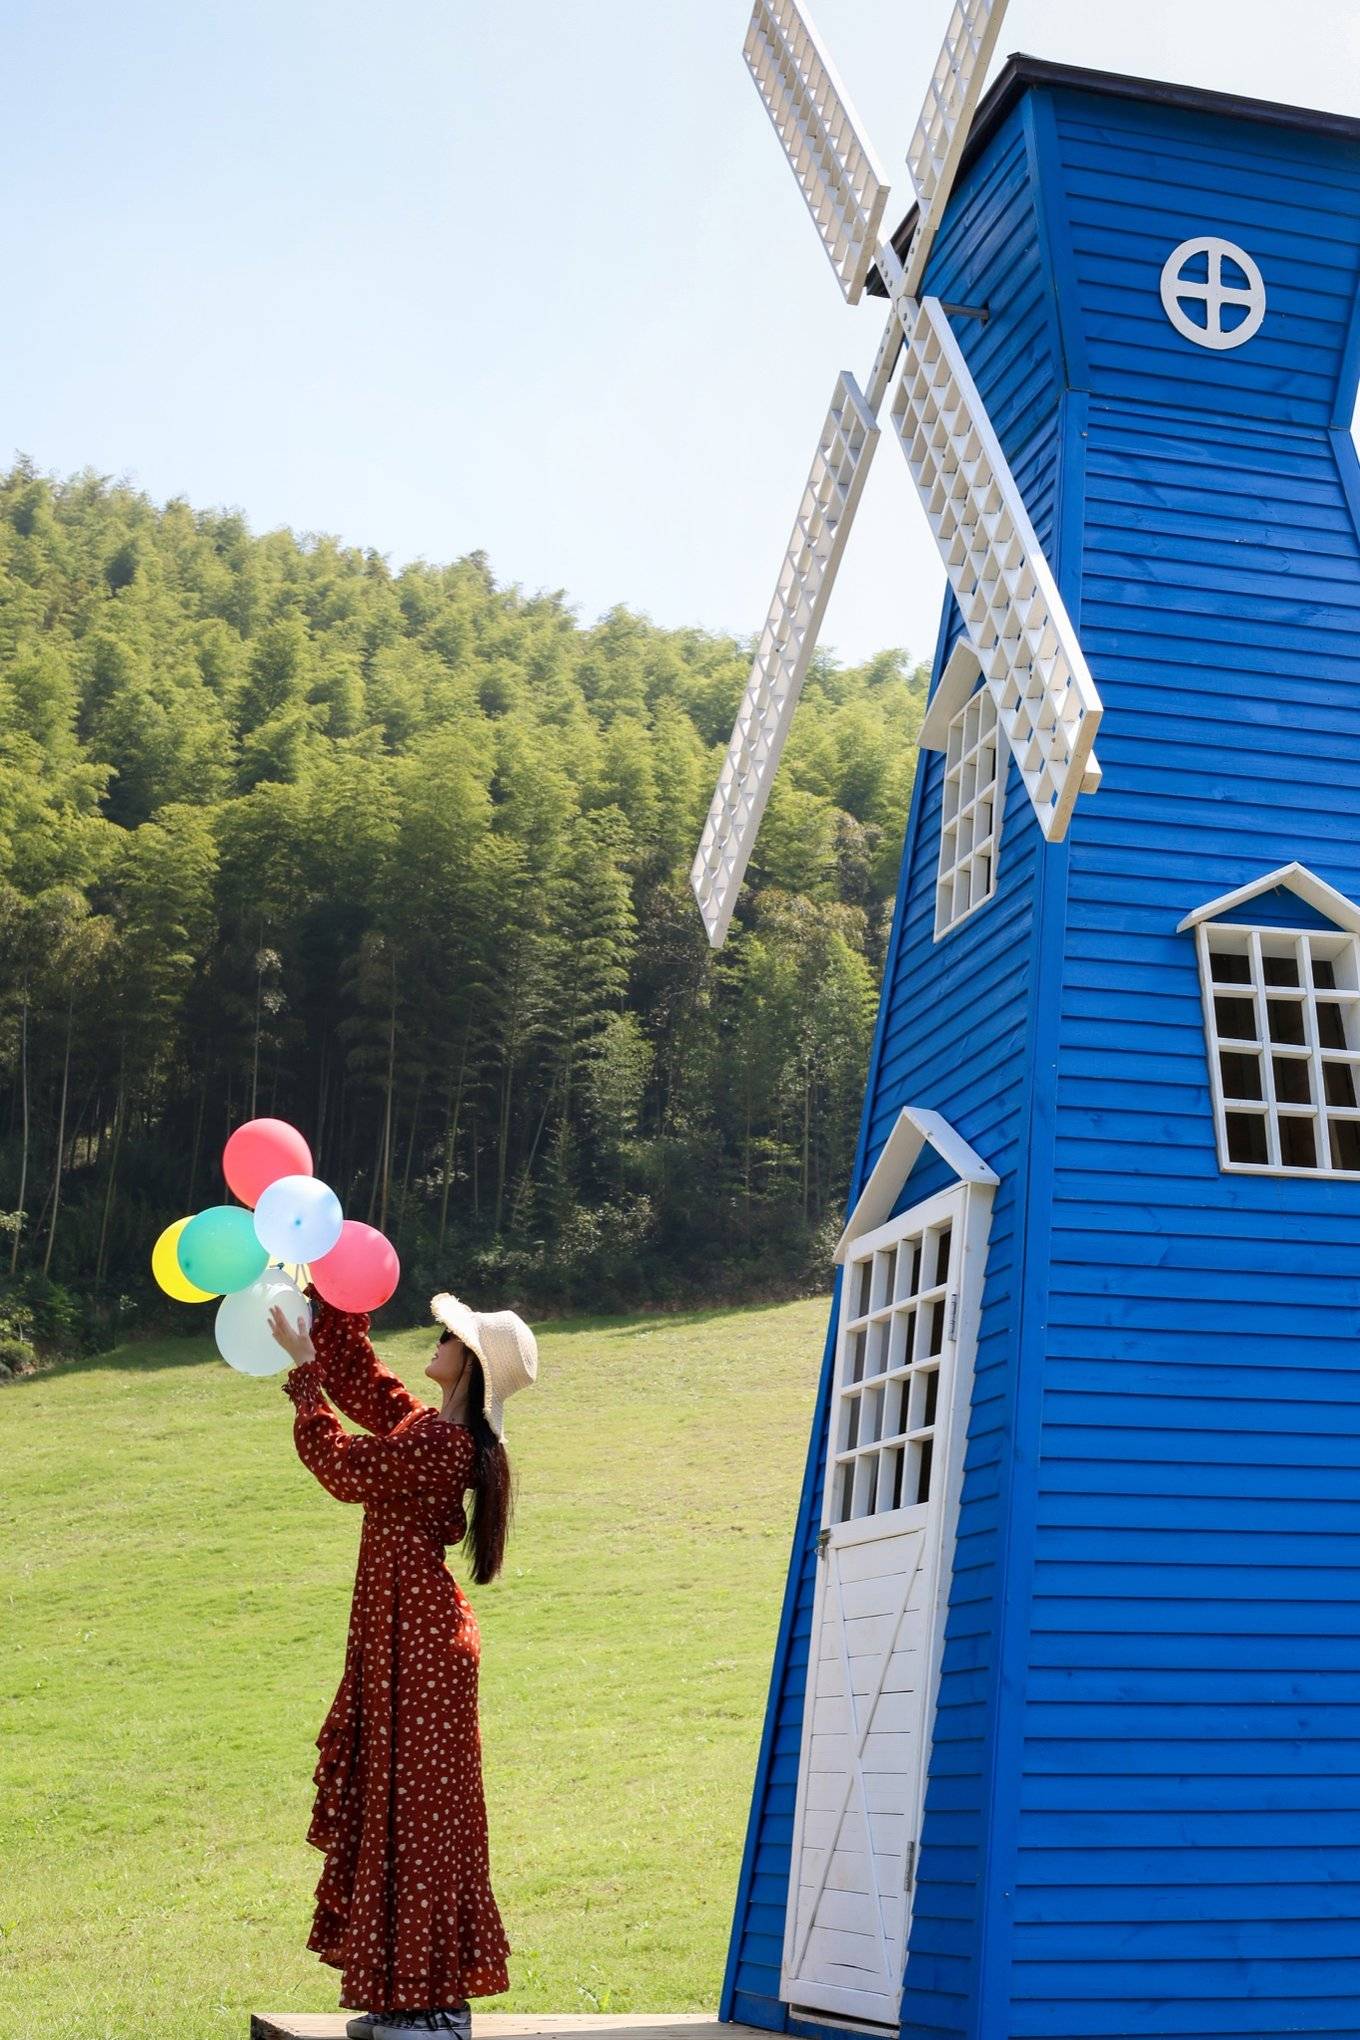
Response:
[[545, 806, 636, 1135], [0, 458, 920, 1325]]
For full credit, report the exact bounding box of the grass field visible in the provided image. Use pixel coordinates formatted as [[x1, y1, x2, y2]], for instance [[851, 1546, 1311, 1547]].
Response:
[[0, 1297, 828, 2040]]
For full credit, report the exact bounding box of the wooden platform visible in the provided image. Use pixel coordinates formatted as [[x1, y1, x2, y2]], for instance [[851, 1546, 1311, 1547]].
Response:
[[250, 2015, 758, 2040]]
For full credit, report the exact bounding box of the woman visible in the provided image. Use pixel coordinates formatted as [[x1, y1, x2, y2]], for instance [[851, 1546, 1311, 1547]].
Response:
[[270, 1285, 538, 2040]]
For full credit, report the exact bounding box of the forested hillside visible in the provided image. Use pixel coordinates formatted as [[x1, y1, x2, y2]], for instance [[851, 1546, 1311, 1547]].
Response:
[[0, 459, 927, 1348]]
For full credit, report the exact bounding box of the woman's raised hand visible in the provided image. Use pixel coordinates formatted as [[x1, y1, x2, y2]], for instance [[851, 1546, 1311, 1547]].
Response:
[[269, 1303, 315, 1367]]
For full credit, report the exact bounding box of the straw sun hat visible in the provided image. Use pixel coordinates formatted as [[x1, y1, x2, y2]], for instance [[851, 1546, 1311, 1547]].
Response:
[[430, 1292, 538, 1442]]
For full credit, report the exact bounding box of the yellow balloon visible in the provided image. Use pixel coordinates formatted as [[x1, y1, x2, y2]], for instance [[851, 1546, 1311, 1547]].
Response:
[[152, 1217, 217, 1303]]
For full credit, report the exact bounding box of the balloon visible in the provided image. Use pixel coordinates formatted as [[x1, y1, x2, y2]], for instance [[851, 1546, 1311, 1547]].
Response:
[[215, 1269, 312, 1377], [177, 1205, 269, 1296], [253, 1173, 344, 1262], [222, 1118, 314, 1209], [151, 1217, 216, 1303], [311, 1221, 401, 1313]]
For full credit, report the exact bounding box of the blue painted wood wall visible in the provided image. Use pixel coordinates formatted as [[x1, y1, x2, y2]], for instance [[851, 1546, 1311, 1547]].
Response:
[[721, 61, 1360, 2040], [721, 79, 1070, 2040], [1020, 78, 1360, 2040]]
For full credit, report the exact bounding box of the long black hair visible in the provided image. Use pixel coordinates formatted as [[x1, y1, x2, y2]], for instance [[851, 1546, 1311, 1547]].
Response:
[[441, 1331, 515, 1585]]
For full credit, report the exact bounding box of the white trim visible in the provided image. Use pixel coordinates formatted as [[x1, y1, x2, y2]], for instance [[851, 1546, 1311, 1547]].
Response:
[[836, 1107, 996, 1263], [919, 637, 983, 751], [844, 1181, 964, 1265], [933, 681, 1004, 940], [1177, 862, 1360, 936], [1192, 919, 1360, 1179], [781, 1173, 995, 2026]]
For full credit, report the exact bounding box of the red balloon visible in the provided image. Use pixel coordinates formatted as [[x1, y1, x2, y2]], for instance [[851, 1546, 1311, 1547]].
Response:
[[222, 1118, 314, 1209], [311, 1221, 400, 1313]]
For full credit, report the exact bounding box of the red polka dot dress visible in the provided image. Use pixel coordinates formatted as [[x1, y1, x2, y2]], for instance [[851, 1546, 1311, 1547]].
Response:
[[283, 1294, 512, 2016]]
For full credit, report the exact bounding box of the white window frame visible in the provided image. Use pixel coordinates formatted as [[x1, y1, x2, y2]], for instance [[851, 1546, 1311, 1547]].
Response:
[[934, 682, 1003, 940], [1194, 920, 1360, 1178], [831, 1186, 961, 1527]]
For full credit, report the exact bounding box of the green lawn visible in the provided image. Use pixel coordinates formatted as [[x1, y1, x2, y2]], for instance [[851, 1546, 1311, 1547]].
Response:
[[0, 1297, 828, 2040]]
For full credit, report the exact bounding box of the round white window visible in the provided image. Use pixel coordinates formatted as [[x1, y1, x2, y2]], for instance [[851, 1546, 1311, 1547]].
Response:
[[1159, 236, 1267, 352]]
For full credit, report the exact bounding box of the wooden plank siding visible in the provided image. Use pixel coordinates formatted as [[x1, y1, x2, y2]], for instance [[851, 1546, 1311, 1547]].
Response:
[[875, 420, 1056, 2040], [1053, 86, 1360, 428], [721, 95, 1068, 2040], [726, 62, 1360, 2040], [1006, 85, 1360, 2040], [872, 95, 1067, 2040]]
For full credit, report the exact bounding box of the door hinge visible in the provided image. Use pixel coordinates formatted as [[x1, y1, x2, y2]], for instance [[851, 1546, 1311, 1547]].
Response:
[[816, 1525, 832, 1561], [904, 1840, 917, 1893], [947, 1292, 960, 1342]]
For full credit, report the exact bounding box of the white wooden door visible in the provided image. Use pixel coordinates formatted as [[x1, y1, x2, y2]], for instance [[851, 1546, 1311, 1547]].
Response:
[[781, 1184, 977, 2028]]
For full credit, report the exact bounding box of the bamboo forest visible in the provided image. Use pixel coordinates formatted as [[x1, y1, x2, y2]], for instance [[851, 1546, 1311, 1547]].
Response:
[[0, 459, 929, 1355]]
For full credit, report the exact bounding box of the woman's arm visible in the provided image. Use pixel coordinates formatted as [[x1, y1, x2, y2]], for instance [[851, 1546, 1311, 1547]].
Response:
[[303, 1288, 426, 1436], [283, 1361, 473, 1504]]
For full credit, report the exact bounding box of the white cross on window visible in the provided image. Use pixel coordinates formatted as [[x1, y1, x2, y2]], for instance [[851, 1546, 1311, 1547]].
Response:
[[1160, 235, 1267, 352]]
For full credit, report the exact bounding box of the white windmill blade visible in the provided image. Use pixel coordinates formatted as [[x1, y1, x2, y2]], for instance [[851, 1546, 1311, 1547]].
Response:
[[744, 0, 891, 304], [691, 372, 880, 947], [890, 294, 1102, 842], [900, 0, 1010, 296]]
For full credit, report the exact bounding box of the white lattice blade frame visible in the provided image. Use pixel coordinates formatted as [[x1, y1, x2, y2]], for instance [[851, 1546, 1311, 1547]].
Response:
[[744, 0, 891, 304], [902, 0, 1009, 297], [890, 295, 1102, 842], [691, 373, 881, 947]]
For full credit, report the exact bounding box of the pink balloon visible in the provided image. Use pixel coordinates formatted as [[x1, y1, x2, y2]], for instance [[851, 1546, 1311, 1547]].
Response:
[[222, 1118, 314, 1209], [311, 1221, 400, 1313]]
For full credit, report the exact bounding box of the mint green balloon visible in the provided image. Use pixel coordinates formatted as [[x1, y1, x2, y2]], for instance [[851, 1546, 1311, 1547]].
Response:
[[177, 1205, 268, 1296]]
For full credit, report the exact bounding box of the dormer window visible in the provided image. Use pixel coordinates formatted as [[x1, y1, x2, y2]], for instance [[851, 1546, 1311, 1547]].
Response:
[[1180, 865, 1360, 1178], [920, 639, 1005, 941], [935, 687, 1002, 938]]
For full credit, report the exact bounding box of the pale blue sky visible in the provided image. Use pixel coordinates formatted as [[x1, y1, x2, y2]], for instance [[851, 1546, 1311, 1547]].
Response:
[[3, 0, 1359, 666]]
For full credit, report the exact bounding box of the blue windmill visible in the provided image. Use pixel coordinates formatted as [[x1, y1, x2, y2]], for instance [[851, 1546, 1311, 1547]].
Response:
[[694, 9, 1360, 2040]]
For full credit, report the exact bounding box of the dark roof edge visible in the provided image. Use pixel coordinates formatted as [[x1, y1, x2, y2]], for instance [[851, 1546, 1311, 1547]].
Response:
[[868, 52, 1360, 295]]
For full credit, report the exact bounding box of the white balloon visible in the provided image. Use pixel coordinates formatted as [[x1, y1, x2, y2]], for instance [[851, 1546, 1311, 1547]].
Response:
[[253, 1173, 344, 1262], [215, 1268, 313, 1377]]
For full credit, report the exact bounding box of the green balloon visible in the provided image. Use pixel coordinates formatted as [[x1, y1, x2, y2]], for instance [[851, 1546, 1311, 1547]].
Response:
[[177, 1205, 269, 1296]]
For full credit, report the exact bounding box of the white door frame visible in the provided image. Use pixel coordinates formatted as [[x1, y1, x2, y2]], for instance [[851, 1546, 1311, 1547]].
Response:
[[781, 1162, 995, 2028]]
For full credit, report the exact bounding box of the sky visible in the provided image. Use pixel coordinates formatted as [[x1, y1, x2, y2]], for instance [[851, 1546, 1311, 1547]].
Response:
[[3, 0, 1360, 669]]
